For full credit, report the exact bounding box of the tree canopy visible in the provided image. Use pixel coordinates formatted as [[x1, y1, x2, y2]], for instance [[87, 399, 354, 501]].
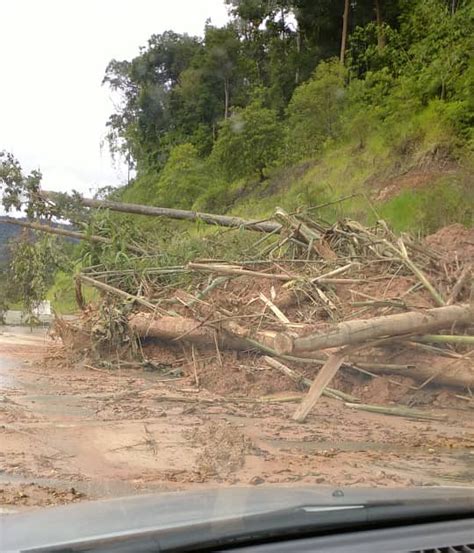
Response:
[[101, 0, 472, 203]]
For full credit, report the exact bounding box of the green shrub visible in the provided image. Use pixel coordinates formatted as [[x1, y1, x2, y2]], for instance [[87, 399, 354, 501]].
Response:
[[286, 60, 347, 161], [121, 173, 158, 205], [210, 100, 283, 181], [155, 143, 209, 208]]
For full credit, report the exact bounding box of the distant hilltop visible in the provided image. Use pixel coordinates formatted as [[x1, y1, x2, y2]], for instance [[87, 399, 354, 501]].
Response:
[[0, 216, 75, 264], [0, 216, 22, 263]]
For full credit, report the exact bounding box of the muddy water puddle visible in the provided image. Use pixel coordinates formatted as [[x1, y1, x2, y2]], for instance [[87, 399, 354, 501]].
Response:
[[17, 394, 98, 419], [0, 358, 20, 389], [0, 325, 49, 341], [1, 358, 96, 420]]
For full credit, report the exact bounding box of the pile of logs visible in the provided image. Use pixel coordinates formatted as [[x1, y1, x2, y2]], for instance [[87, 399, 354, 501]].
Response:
[[16, 191, 472, 420]]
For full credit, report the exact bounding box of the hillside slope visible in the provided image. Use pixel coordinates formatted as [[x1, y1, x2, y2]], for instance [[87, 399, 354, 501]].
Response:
[[226, 142, 473, 234], [107, 0, 472, 236]]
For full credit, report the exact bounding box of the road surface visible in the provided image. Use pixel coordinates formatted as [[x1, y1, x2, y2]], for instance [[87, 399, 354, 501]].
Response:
[[1, 327, 473, 512]]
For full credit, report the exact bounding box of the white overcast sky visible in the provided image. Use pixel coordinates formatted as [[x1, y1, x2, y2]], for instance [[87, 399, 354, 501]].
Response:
[[0, 0, 228, 197]]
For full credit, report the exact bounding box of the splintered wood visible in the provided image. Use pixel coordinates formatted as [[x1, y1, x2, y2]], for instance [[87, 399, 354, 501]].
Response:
[[60, 207, 473, 422], [292, 351, 348, 422]]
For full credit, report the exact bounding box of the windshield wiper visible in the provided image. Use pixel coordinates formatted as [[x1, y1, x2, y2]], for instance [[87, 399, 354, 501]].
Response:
[[26, 495, 474, 553]]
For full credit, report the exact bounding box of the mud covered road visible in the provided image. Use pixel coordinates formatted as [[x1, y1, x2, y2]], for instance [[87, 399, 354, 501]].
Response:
[[1, 328, 473, 513]]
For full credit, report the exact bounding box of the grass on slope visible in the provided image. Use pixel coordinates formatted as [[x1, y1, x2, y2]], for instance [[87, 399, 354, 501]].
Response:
[[228, 120, 473, 233]]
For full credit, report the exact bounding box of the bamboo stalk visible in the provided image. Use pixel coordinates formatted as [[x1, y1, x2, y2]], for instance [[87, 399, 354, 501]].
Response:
[[350, 300, 408, 310], [274, 207, 336, 259], [303, 193, 360, 213], [399, 340, 463, 358], [2, 217, 144, 254], [342, 363, 418, 391], [273, 352, 414, 373], [43, 191, 282, 234], [355, 356, 472, 389], [188, 262, 375, 284], [290, 304, 474, 354], [259, 293, 291, 324], [309, 263, 354, 283], [401, 254, 446, 307], [344, 402, 447, 421], [248, 339, 418, 374], [344, 223, 445, 306], [153, 394, 302, 405], [447, 265, 472, 305], [389, 237, 445, 306], [78, 274, 163, 313], [185, 276, 231, 308], [188, 262, 298, 281], [292, 350, 348, 422], [412, 334, 474, 345]]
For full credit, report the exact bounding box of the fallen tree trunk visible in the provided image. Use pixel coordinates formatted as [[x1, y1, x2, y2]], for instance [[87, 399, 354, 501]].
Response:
[[129, 314, 293, 354], [289, 304, 474, 355], [128, 310, 473, 388], [3, 218, 143, 254], [347, 357, 473, 389], [43, 191, 282, 234]]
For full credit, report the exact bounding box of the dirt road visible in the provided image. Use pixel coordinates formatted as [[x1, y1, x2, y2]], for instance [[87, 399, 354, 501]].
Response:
[[1, 328, 473, 513]]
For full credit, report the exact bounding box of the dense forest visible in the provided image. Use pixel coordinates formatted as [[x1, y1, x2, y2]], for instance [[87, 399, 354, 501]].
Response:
[[101, 0, 472, 227], [0, 0, 473, 314]]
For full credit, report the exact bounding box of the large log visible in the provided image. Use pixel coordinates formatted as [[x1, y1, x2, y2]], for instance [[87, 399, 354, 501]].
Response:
[[129, 314, 293, 354], [129, 314, 473, 389], [2, 218, 143, 254], [289, 304, 474, 355], [43, 191, 282, 234]]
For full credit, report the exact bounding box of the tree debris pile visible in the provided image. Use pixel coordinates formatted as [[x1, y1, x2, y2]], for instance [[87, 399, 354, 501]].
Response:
[[53, 213, 473, 419]]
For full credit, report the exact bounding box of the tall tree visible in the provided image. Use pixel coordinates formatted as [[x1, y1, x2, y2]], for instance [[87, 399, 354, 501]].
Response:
[[211, 100, 283, 181], [201, 24, 243, 119], [374, 0, 385, 49], [340, 0, 350, 64], [102, 32, 202, 171]]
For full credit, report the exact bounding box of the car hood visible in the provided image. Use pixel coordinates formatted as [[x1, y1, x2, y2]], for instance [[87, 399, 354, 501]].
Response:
[[1, 485, 473, 552]]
